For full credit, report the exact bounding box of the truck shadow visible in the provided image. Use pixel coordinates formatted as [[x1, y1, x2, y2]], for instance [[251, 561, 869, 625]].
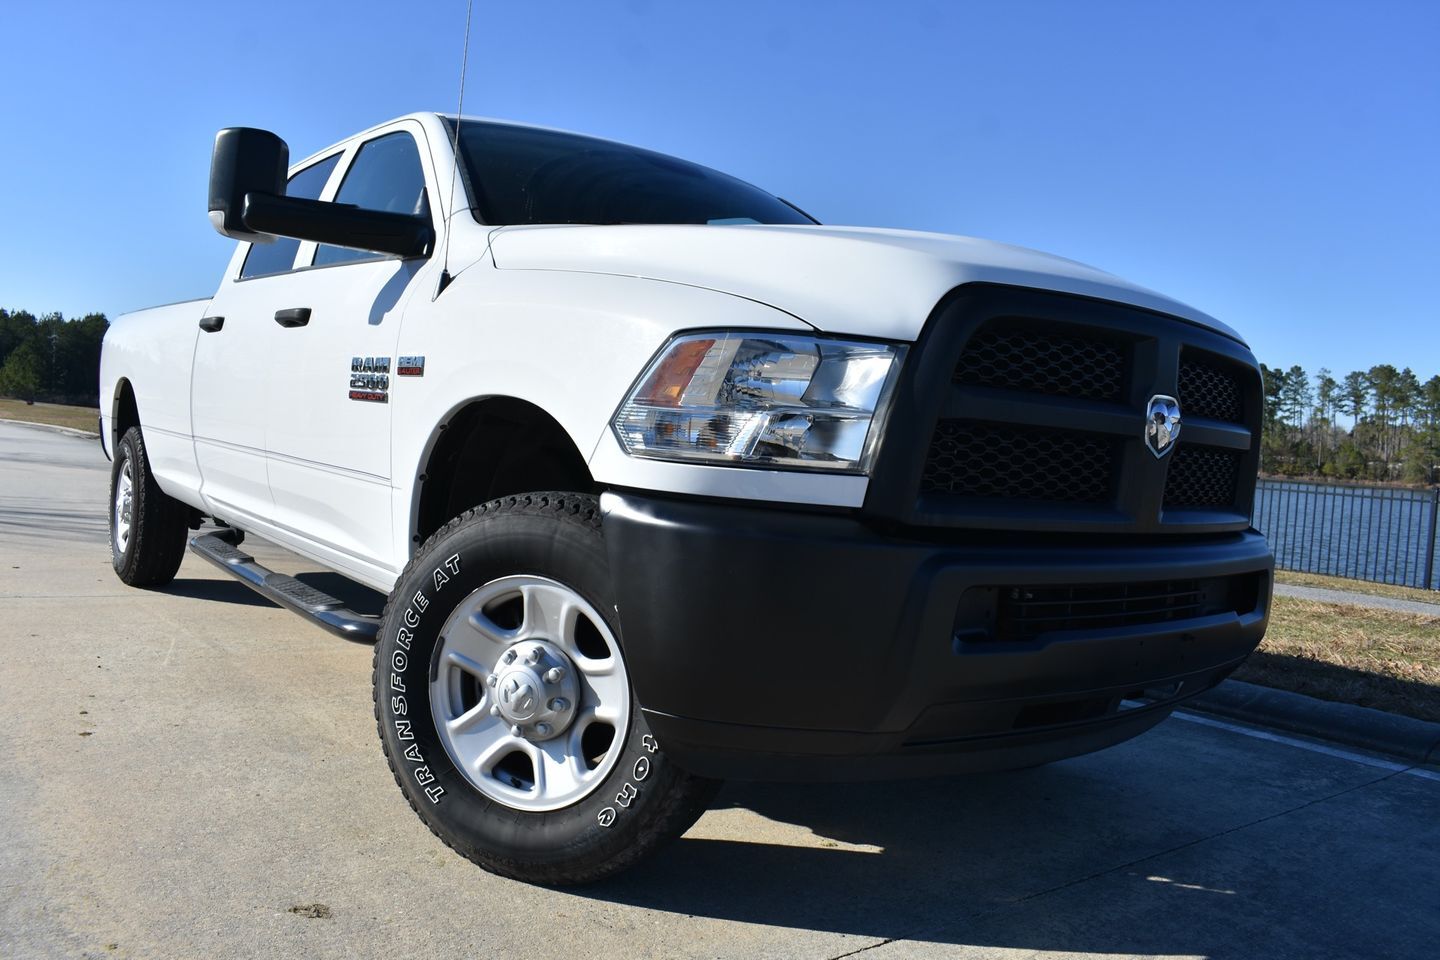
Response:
[[1239, 650, 1439, 724], [162, 573, 386, 620], [162, 578, 273, 607], [575, 754, 1308, 958]]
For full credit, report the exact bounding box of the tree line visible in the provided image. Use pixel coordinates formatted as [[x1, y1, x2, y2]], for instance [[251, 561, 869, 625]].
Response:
[[0, 308, 109, 406], [1260, 363, 1440, 484]]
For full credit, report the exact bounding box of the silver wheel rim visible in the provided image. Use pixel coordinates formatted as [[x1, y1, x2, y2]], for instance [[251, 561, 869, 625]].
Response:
[[429, 575, 631, 812], [113, 461, 134, 554]]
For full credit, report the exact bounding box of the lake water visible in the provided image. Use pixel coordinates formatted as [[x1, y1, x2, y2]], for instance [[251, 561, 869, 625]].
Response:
[[1252, 479, 1439, 591]]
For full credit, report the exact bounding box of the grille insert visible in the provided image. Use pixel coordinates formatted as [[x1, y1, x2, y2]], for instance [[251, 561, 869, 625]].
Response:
[[922, 422, 1115, 503], [995, 578, 1210, 642], [1164, 445, 1241, 508], [1179, 355, 1243, 423], [954, 327, 1125, 402]]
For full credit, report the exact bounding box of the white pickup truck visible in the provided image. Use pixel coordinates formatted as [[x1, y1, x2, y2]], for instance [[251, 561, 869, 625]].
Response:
[[100, 113, 1272, 884]]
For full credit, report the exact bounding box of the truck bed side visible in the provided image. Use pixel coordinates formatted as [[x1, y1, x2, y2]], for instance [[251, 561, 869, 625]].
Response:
[[99, 298, 209, 509]]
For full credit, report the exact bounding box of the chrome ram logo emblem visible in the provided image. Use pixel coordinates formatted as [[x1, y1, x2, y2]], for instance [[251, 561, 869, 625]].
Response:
[[1145, 395, 1182, 458]]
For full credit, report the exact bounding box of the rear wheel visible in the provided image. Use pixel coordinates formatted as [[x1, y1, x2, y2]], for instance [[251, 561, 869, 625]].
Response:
[[374, 493, 719, 885], [110, 426, 189, 587]]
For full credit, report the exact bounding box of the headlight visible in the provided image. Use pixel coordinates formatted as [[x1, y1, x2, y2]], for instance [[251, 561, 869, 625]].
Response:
[[613, 331, 906, 473]]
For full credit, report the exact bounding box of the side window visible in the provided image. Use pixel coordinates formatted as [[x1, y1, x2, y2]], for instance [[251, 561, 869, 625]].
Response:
[[314, 132, 430, 267], [238, 154, 341, 279]]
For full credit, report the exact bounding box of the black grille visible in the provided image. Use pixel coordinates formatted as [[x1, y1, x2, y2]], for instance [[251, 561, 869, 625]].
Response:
[[953, 327, 1125, 402], [1179, 355, 1243, 423], [995, 578, 1211, 641], [922, 422, 1114, 503], [1164, 445, 1240, 508], [886, 286, 1262, 532]]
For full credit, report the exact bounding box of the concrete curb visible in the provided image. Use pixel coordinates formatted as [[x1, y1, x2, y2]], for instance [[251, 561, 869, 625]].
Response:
[[0, 418, 100, 440], [1188, 679, 1440, 765]]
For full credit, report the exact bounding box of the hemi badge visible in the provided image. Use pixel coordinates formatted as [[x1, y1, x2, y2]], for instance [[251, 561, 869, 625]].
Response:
[[397, 356, 426, 377]]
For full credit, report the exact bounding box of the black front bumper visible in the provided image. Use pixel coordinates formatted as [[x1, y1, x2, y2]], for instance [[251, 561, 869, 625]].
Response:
[[602, 491, 1272, 781]]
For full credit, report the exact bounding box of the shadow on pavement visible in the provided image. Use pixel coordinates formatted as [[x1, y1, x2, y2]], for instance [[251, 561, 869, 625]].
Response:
[[577, 753, 1381, 958], [162, 572, 386, 620], [162, 577, 275, 607], [590, 770, 1209, 953]]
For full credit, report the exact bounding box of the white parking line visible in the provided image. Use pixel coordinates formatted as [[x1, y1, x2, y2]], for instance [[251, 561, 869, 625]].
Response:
[[1171, 710, 1440, 782]]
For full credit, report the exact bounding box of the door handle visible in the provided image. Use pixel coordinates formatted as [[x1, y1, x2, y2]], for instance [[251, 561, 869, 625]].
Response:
[[275, 307, 311, 328], [198, 315, 225, 333]]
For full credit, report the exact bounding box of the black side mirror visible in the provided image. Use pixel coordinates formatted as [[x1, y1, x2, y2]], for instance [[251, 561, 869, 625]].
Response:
[[206, 125, 433, 259], [208, 128, 289, 242]]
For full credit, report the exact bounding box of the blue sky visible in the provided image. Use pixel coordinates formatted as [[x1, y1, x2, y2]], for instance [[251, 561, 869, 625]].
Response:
[[1, 0, 1435, 379]]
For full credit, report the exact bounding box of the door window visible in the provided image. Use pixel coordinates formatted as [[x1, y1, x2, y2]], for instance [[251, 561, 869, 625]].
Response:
[[238, 154, 341, 279], [314, 132, 430, 267]]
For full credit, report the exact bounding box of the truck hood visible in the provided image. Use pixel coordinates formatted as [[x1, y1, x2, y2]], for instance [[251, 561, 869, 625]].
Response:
[[487, 223, 1243, 345]]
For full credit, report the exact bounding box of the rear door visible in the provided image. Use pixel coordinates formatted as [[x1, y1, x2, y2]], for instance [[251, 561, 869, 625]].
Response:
[[261, 123, 442, 575], [192, 152, 343, 526]]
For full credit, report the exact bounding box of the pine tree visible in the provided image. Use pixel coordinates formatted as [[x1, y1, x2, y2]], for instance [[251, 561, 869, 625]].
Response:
[[1315, 368, 1338, 463], [0, 340, 42, 400], [1342, 370, 1370, 424]]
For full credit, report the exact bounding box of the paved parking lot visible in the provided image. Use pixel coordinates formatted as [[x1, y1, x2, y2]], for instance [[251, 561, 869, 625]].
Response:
[[3, 421, 1439, 960]]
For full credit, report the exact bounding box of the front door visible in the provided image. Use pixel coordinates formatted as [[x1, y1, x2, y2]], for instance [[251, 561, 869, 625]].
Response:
[[261, 126, 440, 576], [192, 152, 342, 526]]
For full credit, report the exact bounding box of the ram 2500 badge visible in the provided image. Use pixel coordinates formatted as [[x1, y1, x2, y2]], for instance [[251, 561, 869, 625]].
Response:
[[100, 114, 1273, 884]]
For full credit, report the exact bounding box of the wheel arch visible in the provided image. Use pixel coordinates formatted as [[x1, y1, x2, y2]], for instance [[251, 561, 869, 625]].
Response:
[[112, 377, 140, 453], [410, 395, 597, 547]]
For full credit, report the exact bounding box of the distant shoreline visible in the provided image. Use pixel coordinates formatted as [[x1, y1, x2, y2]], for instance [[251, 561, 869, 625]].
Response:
[[1260, 473, 1436, 492]]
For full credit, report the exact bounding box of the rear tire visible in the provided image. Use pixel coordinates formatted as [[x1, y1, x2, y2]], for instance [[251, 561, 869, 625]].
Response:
[[374, 492, 720, 885], [110, 426, 189, 587]]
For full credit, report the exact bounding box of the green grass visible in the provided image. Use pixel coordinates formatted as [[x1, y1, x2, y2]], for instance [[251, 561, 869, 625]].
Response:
[[0, 398, 100, 433]]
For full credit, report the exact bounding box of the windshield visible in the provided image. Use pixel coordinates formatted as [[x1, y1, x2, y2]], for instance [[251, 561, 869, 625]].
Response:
[[445, 119, 814, 226]]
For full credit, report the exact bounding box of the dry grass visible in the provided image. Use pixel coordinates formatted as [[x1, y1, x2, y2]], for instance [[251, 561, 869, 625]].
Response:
[[0, 398, 99, 433], [1235, 595, 1440, 723], [1275, 570, 1440, 605]]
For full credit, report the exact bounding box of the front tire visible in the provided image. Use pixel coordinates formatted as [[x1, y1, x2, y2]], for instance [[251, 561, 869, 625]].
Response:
[[374, 493, 719, 885], [110, 426, 189, 587]]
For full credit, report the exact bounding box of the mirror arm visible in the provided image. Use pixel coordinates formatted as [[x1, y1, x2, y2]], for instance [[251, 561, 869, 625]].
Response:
[[241, 193, 434, 259]]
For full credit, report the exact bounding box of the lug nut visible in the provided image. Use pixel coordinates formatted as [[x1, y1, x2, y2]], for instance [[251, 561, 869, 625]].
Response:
[[486, 673, 498, 687], [526, 646, 543, 664], [502, 650, 517, 664], [510, 724, 523, 738], [535, 722, 552, 736], [544, 667, 564, 684], [549, 698, 568, 712], [489, 705, 500, 717]]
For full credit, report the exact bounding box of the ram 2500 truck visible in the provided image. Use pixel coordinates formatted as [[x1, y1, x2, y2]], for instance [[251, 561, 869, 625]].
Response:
[[100, 113, 1272, 884]]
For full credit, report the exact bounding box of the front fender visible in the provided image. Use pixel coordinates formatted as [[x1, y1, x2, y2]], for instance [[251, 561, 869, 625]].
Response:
[[389, 268, 827, 551]]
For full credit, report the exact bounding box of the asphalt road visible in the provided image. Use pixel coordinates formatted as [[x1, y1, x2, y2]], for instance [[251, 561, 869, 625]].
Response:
[[3, 420, 1439, 960]]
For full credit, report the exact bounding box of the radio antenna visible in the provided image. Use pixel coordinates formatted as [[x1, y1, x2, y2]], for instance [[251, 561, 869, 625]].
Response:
[[438, 0, 474, 296]]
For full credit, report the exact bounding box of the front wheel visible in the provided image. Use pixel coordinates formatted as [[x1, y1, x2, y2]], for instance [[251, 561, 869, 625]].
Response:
[[374, 493, 719, 885]]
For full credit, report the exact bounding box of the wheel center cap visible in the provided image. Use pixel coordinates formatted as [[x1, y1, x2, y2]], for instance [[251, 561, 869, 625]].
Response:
[[497, 672, 541, 722], [489, 640, 582, 740]]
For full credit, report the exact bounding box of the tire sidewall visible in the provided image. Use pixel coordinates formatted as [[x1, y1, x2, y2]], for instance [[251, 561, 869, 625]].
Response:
[[109, 430, 138, 573], [376, 498, 677, 869]]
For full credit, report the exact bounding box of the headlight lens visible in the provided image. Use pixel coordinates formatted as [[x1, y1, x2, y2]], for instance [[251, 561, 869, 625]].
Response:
[[613, 332, 906, 473]]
